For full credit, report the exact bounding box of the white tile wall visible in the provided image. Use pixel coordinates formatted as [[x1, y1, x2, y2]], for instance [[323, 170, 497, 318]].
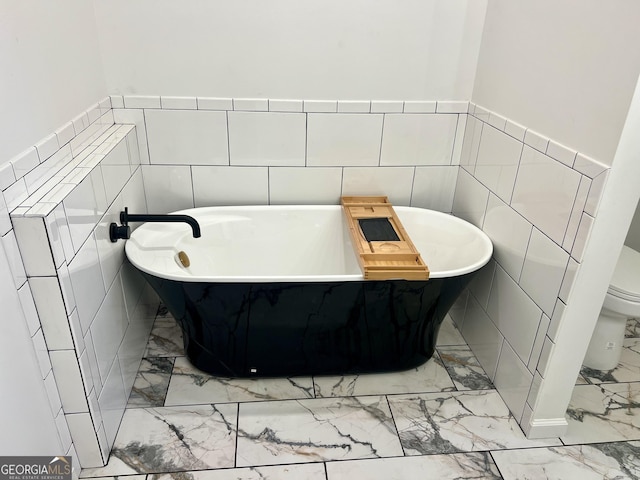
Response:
[[380, 114, 458, 166], [307, 114, 383, 166], [29, 276, 74, 350], [342, 167, 414, 206], [192, 166, 268, 206], [228, 112, 306, 166], [474, 125, 523, 202], [145, 110, 229, 165], [269, 167, 343, 205], [494, 341, 533, 421], [461, 295, 503, 380], [141, 165, 194, 213], [451, 168, 490, 228], [410, 166, 457, 213], [12, 216, 56, 276], [50, 350, 89, 414]]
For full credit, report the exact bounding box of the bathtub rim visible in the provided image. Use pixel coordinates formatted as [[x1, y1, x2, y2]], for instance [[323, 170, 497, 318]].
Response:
[[124, 204, 493, 283]]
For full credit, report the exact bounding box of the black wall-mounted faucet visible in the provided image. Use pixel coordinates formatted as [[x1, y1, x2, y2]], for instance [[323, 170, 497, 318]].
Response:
[[109, 207, 202, 242]]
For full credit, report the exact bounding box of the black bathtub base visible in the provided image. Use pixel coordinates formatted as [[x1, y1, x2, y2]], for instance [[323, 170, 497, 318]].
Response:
[[142, 274, 473, 378]]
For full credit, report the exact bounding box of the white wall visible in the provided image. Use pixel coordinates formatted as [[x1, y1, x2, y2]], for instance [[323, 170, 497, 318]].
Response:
[[625, 203, 640, 252], [0, 0, 107, 165], [472, 0, 640, 164], [92, 0, 486, 100]]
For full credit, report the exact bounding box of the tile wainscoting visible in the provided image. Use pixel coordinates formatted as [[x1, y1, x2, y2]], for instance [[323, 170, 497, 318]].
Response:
[[0, 95, 610, 469]]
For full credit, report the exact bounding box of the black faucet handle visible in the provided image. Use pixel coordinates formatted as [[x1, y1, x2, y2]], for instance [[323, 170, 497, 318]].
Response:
[[109, 223, 131, 242]]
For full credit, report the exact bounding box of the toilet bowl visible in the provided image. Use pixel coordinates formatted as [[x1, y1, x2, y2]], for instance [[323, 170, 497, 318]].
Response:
[[583, 245, 640, 370]]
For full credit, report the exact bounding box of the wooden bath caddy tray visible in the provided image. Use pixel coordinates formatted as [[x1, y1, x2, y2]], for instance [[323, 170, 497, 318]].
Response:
[[341, 196, 430, 280]]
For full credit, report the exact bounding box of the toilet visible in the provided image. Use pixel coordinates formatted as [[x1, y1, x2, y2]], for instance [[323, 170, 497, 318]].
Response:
[[583, 245, 640, 370]]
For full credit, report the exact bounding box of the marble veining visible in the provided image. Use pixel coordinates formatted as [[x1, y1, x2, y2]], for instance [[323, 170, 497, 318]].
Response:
[[388, 390, 562, 455], [165, 356, 315, 405], [581, 338, 640, 384], [236, 396, 403, 466], [436, 345, 494, 391], [128, 357, 175, 407], [149, 463, 327, 480], [144, 314, 184, 358]]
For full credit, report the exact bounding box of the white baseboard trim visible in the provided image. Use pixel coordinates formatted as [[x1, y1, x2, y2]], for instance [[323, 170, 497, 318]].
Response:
[[523, 417, 569, 439]]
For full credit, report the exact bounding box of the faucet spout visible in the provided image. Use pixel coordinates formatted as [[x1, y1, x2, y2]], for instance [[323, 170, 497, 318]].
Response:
[[109, 207, 202, 242]]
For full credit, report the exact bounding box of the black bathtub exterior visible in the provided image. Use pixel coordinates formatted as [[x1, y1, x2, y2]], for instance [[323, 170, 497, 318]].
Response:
[[142, 272, 475, 377]]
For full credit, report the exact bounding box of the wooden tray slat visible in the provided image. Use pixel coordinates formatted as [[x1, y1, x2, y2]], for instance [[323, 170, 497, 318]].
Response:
[[341, 195, 429, 280]]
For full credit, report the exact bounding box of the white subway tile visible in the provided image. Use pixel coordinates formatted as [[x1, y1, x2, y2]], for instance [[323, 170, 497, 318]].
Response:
[[145, 109, 228, 165], [86, 386, 102, 430], [380, 114, 458, 166], [523, 129, 549, 153], [473, 105, 491, 122], [527, 314, 551, 372], [69, 122, 110, 158], [563, 175, 591, 251], [44, 373, 62, 417], [44, 206, 68, 267], [126, 129, 141, 169], [55, 122, 76, 148], [54, 408, 73, 453], [450, 115, 466, 166], [160, 96, 197, 110], [461, 295, 503, 380], [269, 167, 342, 205], [109, 95, 124, 109], [269, 99, 303, 112], [99, 97, 111, 112], [233, 98, 269, 111], [459, 116, 483, 173], [0, 162, 16, 190], [487, 112, 507, 131], [32, 328, 52, 378], [546, 140, 577, 167], [559, 257, 579, 303], [120, 261, 146, 322], [63, 170, 106, 253], [50, 350, 89, 413], [494, 340, 532, 420], [468, 259, 496, 310], [192, 166, 268, 206], [65, 413, 103, 467], [94, 209, 125, 291], [411, 166, 458, 213], [83, 331, 102, 393], [451, 168, 490, 229], [403, 101, 436, 113], [436, 101, 468, 113], [68, 234, 106, 334], [35, 134, 60, 162], [512, 147, 582, 245], [303, 100, 337, 113], [520, 228, 569, 315], [18, 281, 40, 337], [474, 124, 523, 203], [307, 113, 383, 166], [468, 103, 477, 115], [89, 274, 129, 383], [571, 213, 594, 262], [197, 97, 233, 110], [342, 167, 414, 206], [86, 103, 101, 124], [124, 95, 161, 109], [585, 170, 608, 216], [536, 336, 555, 377], [547, 299, 566, 342], [29, 276, 74, 350], [5, 178, 30, 210], [573, 153, 609, 178], [371, 101, 403, 113], [113, 109, 150, 165], [487, 265, 543, 364], [2, 230, 27, 287], [504, 119, 526, 142], [24, 145, 72, 194], [10, 148, 40, 179], [0, 192, 9, 236], [483, 195, 532, 281], [228, 112, 306, 166], [98, 358, 127, 447], [141, 165, 194, 213], [100, 141, 131, 205], [12, 216, 56, 276], [337, 100, 371, 113], [72, 113, 90, 135], [68, 308, 85, 356], [52, 203, 75, 264]]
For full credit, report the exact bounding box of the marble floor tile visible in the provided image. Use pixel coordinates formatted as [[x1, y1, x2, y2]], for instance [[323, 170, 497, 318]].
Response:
[[563, 383, 640, 444], [81, 404, 238, 476], [436, 345, 493, 391], [313, 354, 454, 398], [388, 389, 561, 455], [236, 396, 403, 466], [436, 315, 467, 346], [164, 356, 314, 405], [581, 338, 640, 384], [492, 441, 640, 480], [149, 463, 327, 480], [576, 374, 590, 385], [144, 316, 184, 357], [128, 357, 175, 407], [626, 318, 640, 338], [325, 452, 501, 479]]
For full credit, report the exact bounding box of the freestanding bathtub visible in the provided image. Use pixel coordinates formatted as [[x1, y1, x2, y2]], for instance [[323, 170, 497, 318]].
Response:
[[124, 205, 492, 377]]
